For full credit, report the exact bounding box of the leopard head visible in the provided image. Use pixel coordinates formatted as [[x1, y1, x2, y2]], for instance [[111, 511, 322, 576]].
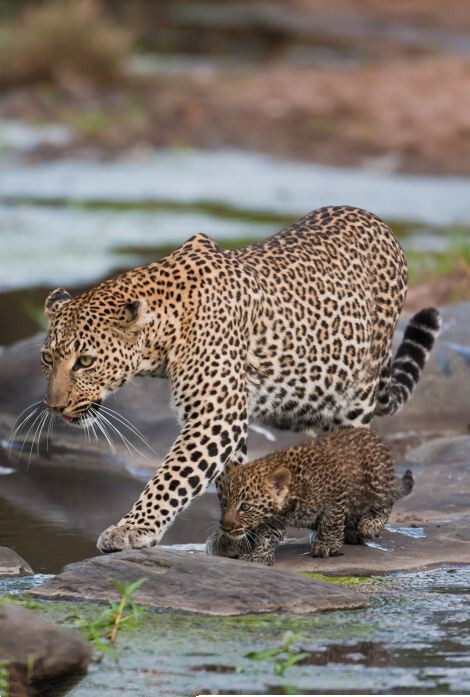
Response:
[[217, 461, 291, 539], [41, 287, 155, 427]]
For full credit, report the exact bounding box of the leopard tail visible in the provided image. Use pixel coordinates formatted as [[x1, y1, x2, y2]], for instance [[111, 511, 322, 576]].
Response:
[[375, 307, 441, 417], [399, 469, 414, 498]]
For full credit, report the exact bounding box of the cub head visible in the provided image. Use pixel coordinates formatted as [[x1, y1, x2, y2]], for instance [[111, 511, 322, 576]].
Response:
[[217, 460, 291, 539], [41, 287, 154, 427]]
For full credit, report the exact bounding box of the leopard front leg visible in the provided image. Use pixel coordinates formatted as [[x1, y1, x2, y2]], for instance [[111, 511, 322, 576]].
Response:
[[98, 414, 247, 552], [97, 324, 250, 553]]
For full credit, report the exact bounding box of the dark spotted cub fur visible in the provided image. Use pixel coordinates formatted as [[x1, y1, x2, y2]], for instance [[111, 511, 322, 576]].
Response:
[[211, 428, 413, 566]]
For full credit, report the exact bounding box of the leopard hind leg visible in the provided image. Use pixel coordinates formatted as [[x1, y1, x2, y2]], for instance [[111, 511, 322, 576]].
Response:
[[357, 506, 392, 541]]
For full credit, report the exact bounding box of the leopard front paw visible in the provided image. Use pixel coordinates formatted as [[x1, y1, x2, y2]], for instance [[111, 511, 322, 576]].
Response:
[[97, 523, 159, 553], [311, 539, 344, 558]]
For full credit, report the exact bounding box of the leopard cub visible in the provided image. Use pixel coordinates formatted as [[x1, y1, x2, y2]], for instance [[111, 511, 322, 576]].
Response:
[[211, 428, 413, 566]]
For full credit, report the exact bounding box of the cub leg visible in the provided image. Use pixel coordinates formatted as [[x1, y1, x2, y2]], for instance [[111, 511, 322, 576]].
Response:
[[238, 522, 285, 566], [207, 522, 285, 566], [344, 515, 362, 545], [206, 527, 250, 558], [357, 506, 392, 540], [311, 505, 345, 558]]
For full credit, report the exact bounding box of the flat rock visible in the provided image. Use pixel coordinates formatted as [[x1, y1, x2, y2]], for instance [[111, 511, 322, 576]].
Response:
[[0, 604, 92, 685], [0, 546, 33, 577], [30, 547, 369, 615], [274, 518, 470, 575]]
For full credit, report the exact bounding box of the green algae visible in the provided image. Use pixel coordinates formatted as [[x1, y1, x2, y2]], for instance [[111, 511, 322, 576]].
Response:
[[302, 572, 379, 585], [3, 195, 296, 227]]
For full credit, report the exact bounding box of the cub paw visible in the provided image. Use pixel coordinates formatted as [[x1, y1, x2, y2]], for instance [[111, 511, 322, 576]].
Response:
[[238, 552, 275, 566], [97, 523, 158, 553], [205, 529, 251, 559], [311, 540, 343, 558]]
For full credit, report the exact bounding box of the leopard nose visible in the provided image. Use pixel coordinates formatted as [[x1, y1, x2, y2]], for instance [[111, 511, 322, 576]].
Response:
[[219, 519, 233, 533], [44, 399, 68, 414]]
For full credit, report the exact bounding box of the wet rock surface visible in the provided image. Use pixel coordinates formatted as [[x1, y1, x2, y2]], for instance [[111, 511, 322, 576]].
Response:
[[275, 519, 469, 575], [0, 604, 92, 685], [0, 546, 33, 577], [30, 547, 369, 615]]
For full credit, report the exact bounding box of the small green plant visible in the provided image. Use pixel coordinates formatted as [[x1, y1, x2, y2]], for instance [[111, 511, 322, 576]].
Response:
[[64, 577, 147, 654], [246, 630, 310, 676], [0, 594, 42, 611], [0, 660, 9, 697]]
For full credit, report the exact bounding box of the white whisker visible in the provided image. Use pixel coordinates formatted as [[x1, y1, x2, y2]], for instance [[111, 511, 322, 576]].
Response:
[[46, 412, 54, 452], [26, 410, 48, 467], [91, 411, 116, 455], [34, 410, 50, 459], [97, 410, 152, 462], [97, 404, 158, 455], [17, 409, 45, 461], [8, 402, 42, 451]]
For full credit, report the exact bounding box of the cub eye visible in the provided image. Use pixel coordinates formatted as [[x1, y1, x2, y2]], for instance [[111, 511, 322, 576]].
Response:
[[41, 351, 53, 366], [240, 503, 251, 512], [73, 355, 95, 370]]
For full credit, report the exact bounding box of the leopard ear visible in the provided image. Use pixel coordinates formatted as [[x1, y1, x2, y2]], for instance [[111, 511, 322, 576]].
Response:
[[117, 299, 153, 333], [44, 288, 72, 317], [266, 465, 291, 500]]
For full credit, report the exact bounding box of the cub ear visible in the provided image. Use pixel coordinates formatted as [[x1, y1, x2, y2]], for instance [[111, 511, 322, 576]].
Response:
[[117, 299, 153, 333], [217, 460, 237, 485], [266, 465, 291, 499], [44, 288, 72, 317], [224, 461, 238, 477]]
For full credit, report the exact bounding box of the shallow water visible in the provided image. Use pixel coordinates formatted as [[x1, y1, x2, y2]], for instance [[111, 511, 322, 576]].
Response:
[[3, 148, 470, 225], [0, 455, 221, 573], [1, 568, 469, 696]]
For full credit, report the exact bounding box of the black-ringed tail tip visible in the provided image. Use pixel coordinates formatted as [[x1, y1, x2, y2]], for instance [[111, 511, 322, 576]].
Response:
[[375, 307, 441, 416]]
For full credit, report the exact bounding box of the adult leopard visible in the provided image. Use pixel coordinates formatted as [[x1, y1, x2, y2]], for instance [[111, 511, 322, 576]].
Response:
[[40, 206, 440, 552]]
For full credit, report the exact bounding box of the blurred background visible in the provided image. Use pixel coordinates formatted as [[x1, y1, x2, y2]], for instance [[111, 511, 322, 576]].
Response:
[[1, 0, 470, 346], [0, 1, 470, 573]]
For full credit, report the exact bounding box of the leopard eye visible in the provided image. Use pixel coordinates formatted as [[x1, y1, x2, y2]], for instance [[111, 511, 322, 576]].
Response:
[[41, 351, 53, 366], [73, 355, 95, 370], [240, 503, 251, 512]]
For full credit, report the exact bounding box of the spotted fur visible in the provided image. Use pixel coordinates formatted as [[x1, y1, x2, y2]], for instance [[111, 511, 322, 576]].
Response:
[[210, 428, 413, 565], [40, 206, 438, 553]]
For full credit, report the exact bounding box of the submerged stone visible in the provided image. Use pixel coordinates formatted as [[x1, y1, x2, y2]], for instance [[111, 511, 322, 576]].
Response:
[[0, 604, 92, 688], [30, 547, 369, 615], [0, 546, 33, 577]]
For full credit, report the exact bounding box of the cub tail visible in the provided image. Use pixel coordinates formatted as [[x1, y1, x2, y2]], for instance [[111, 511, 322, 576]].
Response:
[[375, 307, 441, 417], [399, 469, 414, 499]]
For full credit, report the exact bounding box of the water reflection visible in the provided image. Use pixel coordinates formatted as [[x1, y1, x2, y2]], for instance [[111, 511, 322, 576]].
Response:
[[0, 458, 220, 573]]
